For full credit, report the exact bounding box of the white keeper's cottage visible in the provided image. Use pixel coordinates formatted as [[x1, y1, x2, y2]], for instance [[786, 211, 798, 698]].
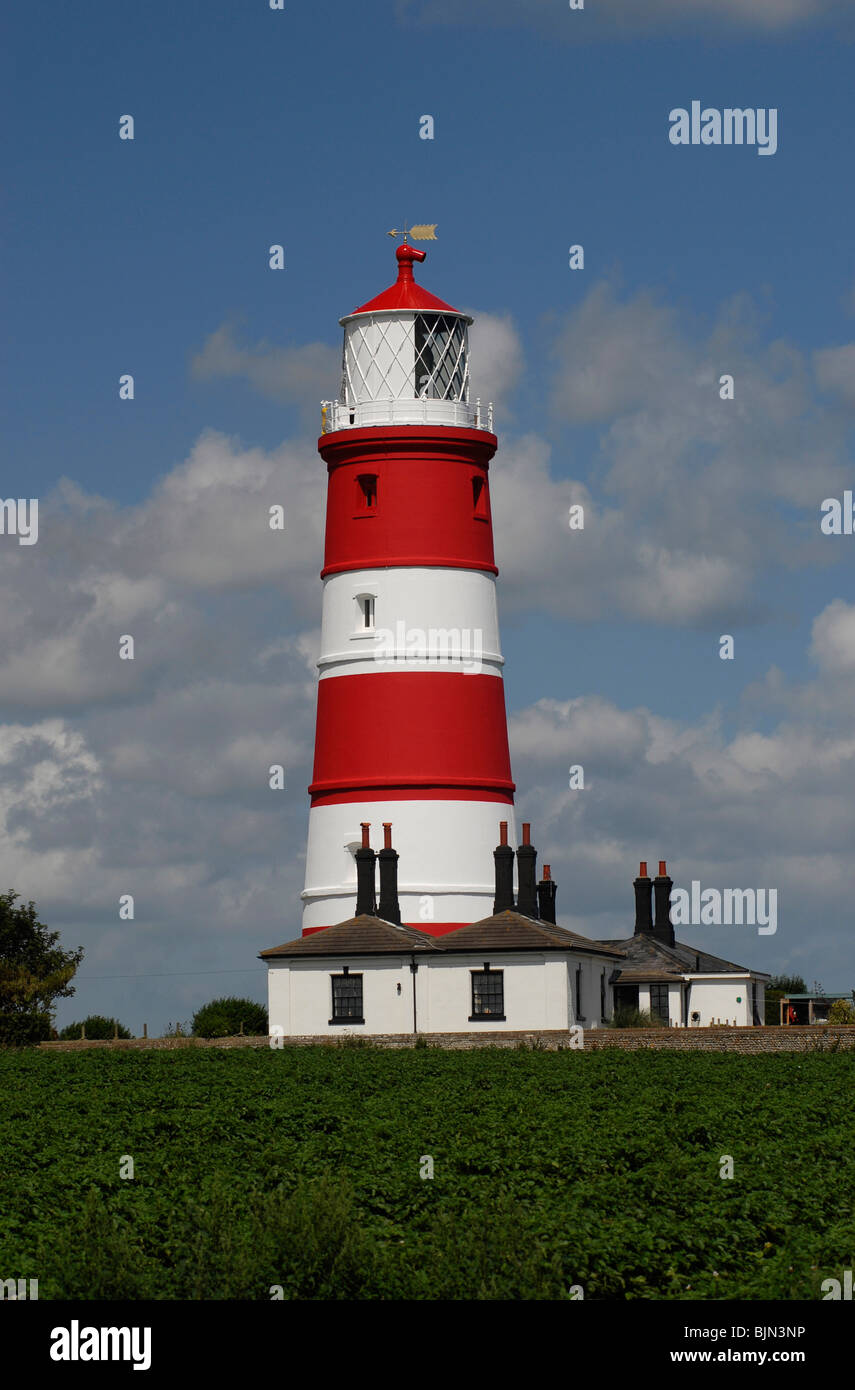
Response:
[[261, 832, 767, 1037]]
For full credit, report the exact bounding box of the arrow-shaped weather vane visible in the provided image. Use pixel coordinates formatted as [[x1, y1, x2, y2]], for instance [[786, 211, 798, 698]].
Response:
[[387, 224, 438, 241]]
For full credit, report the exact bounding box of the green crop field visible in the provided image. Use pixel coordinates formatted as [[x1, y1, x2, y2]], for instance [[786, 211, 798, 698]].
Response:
[[1, 1046, 853, 1300]]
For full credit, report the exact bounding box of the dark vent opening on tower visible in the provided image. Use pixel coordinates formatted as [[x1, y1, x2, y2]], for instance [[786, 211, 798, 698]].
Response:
[[356, 474, 378, 509]]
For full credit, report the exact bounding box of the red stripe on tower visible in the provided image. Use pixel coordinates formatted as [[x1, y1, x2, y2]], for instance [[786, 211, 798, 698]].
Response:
[[302, 241, 517, 935]]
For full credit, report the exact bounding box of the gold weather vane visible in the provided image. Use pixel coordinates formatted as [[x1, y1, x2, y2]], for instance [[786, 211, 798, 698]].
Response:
[[387, 224, 438, 241]]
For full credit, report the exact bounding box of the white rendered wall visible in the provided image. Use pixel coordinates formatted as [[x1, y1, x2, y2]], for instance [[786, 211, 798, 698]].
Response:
[[685, 976, 754, 1027], [268, 952, 597, 1036], [301, 799, 517, 931], [318, 568, 503, 679], [268, 956, 416, 1037], [422, 954, 569, 1033], [568, 957, 615, 1028]]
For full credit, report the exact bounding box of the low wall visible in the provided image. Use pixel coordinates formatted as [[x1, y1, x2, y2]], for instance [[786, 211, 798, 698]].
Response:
[[38, 1026, 855, 1054]]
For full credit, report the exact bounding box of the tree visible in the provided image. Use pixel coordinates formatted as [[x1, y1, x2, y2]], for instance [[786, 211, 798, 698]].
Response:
[[192, 996, 268, 1039], [59, 1015, 131, 1041], [768, 975, 807, 994], [0, 893, 84, 1046], [765, 974, 807, 1025], [828, 998, 855, 1025]]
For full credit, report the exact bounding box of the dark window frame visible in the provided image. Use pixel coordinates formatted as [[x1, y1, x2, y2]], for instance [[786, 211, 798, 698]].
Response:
[[469, 963, 505, 1021], [649, 983, 670, 1026], [329, 968, 364, 1025], [575, 965, 585, 1021]]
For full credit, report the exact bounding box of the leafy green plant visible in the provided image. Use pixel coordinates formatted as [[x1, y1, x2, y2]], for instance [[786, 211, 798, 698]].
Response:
[[192, 997, 268, 1039], [2, 1048, 855, 1301]]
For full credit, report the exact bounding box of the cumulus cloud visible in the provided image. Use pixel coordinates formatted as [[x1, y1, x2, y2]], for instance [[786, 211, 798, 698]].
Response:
[[191, 323, 340, 425], [813, 344, 855, 407], [484, 281, 851, 625], [466, 310, 524, 415], [507, 602, 855, 981], [809, 598, 855, 675]]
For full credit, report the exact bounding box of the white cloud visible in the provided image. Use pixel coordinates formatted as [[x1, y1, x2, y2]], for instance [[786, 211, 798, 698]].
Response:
[[809, 598, 855, 675], [482, 281, 852, 625], [814, 344, 855, 407], [507, 607, 855, 980], [191, 323, 340, 425], [466, 310, 524, 415]]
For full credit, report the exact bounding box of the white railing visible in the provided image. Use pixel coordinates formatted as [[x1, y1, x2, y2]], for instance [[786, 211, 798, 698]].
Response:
[[320, 398, 494, 434]]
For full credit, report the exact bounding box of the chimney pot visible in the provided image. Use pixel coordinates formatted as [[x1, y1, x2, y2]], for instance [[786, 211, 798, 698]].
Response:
[[493, 822, 515, 913], [653, 860, 675, 948], [516, 827, 538, 917], [361, 822, 371, 849], [377, 823, 401, 924], [537, 864, 557, 924], [634, 864, 653, 935]]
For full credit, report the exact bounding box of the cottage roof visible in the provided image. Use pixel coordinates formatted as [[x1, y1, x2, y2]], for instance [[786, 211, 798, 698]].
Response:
[[435, 910, 625, 957], [259, 914, 441, 959], [596, 931, 763, 981], [261, 909, 625, 961]]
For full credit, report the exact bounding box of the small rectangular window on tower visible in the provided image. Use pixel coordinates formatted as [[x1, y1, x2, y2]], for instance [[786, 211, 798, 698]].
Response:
[[357, 595, 375, 631], [471, 474, 489, 519], [355, 474, 378, 510]]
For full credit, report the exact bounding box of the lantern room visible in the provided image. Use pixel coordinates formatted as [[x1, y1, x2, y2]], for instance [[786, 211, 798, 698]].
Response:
[[321, 244, 493, 433]]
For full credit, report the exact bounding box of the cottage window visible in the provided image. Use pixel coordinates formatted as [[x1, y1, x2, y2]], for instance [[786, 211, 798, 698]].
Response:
[[330, 971, 364, 1024], [649, 983, 669, 1026], [470, 966, 504, 1021]]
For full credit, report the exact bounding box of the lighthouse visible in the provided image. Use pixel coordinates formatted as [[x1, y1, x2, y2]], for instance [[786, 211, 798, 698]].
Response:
[[301, 240, 517, 936]]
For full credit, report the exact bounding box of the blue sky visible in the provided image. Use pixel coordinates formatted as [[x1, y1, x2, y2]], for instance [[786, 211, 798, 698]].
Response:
[[3, 0, 855, 1031]]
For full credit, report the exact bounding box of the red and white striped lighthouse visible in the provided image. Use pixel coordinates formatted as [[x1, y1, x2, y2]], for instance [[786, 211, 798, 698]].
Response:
[[302, 241, 516, 935]]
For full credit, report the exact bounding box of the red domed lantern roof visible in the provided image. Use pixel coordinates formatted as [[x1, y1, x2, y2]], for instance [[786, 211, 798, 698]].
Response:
[[345, 244, 465, 319]]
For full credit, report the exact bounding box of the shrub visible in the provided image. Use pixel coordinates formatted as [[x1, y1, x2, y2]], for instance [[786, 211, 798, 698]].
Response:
[[163, 1021, 191, 1038], [607, 1007, 664, 1029], [59, 1015, 132, 1040], [192, 997, 268, 1039], [828, 998, 855, 1025]]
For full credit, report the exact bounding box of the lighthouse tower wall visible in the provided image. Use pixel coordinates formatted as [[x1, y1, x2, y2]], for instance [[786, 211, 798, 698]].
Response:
[[301, 245, 517, 935]]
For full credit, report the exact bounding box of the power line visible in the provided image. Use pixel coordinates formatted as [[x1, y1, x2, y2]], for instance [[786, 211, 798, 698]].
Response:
[[75, 967, 266, 981]]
